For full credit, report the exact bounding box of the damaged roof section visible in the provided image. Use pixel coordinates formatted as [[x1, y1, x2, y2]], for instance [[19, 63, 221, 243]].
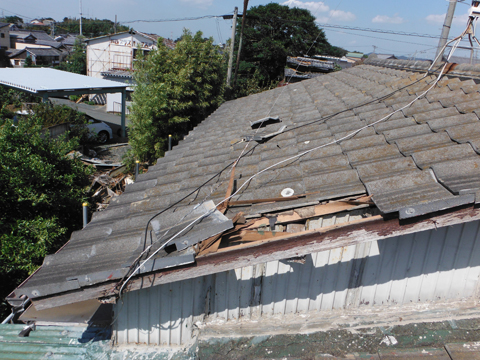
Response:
[[11, 201, 232, 302], [10, 58, 480, 306]]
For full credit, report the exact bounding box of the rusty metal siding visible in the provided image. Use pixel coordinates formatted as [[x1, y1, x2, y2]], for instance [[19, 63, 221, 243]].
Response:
[[114, 219, 480, 346]]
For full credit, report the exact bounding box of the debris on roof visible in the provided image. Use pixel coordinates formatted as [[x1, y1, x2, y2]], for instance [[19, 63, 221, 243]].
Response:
[[9, 57, 480, 311]]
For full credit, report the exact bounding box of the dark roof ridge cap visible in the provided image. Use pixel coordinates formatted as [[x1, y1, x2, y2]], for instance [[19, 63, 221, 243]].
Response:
[[365, 56, 480, 79], [364, 57, 433, 71]]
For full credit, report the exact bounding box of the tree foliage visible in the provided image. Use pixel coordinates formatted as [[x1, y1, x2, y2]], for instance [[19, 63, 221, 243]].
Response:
[[56, 18, 129, 38], [233, 3, 347, 97], [1, 16, 23, 24], [56, 39, 86, 75], [128, 29, 225, 165], [0, 115, 94, 319]]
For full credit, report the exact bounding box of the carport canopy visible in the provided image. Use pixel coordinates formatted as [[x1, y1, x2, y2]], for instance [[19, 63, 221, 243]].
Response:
[[0, 68, 129, 137]]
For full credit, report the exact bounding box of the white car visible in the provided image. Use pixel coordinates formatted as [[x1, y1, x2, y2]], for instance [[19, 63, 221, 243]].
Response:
[[87, 119, 113, 144]]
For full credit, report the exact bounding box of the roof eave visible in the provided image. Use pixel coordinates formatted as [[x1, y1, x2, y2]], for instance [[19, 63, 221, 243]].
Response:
[[22, 204, 480, 311]]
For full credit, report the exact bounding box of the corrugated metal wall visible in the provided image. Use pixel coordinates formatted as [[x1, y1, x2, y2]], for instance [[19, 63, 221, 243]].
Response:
[[114, 218, 480, 346]]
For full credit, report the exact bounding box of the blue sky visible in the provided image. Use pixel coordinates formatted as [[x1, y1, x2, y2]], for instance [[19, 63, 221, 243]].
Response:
[[2, 0, 477, 60]]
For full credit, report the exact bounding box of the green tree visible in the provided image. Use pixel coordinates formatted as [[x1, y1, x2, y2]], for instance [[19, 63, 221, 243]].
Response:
[[128, 29, 225, 164], [232, 3, 347, 97], [0, 116, 94, 319], [55, 18, 129, 38], [56, 39, 86, 75], [2, 16, 23, 24]]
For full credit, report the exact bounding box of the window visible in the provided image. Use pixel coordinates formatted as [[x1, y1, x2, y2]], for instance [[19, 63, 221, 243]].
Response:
[[1, 33, 4, 38]]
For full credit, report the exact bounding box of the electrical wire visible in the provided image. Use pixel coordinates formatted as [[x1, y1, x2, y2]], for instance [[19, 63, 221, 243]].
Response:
[[113, 64, 437, 297], [113, 0, 477, 300], [122, 15, 221, 24]]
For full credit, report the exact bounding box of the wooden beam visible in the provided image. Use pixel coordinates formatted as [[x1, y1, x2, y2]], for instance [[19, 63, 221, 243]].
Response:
[[246, 201, 368, 228]]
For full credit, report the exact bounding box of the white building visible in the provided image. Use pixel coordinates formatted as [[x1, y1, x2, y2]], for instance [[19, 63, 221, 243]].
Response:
[[85, 31, 163, 111]]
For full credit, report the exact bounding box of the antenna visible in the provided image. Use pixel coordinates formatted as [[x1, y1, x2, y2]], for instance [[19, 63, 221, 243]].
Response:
[[79, 0, 83, 36], [372, 45, 377, 54]]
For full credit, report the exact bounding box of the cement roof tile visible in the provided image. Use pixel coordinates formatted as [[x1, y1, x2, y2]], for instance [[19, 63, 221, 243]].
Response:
[[412, 107, 460, 123], [440, 92, 480, 107], [346, 144, 403, 167], [383, 124, 432, 142], [427, 113, 479, 131], [394, 132, 453, 155], [411, 143, 478, 169]]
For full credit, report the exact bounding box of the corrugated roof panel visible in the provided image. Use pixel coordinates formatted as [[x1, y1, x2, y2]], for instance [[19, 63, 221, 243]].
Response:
[[115, 220, 480, 345], [0, 324, 111, 358], [0, 68, 127, 93]]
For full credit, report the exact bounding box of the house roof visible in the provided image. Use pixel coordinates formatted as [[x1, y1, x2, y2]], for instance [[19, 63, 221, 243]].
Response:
[[10, 30, 55, 42], [286, 56, 334, 72], [9, 58, 480, 309], [25, 47, 62, 57], [85, 30, 156, 45], [100, 69, 133, 79], [0, 22, 9, 29], [346, 52, 364, 58], [375, 54, 397, 60]]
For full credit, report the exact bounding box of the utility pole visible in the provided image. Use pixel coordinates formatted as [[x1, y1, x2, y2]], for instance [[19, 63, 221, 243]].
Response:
[[372, 45, 377, 54], [79, 0, 83, 36], [114, 15, 117, 34], [226, 7, 238, 87], [233, 0, 249, 89], [435, 0, 457, 64]]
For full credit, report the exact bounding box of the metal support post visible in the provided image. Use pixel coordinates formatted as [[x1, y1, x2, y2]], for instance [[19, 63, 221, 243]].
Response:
[[226, 7, 238, 87], [168, 134, 172, 151], [135, 160, 139, 181], [82, 202, 88, 228], [435, 0, 457, 65], [120, 89, 126, 138]]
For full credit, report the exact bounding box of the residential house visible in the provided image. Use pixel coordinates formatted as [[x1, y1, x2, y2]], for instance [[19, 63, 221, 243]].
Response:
[[85, 30, 175, 109], [9, 47, 63, 67], [10, 29, 57, 48], [7, 58, 480, 355], [284, 56, 335, 83], [315, 54, 356, 69], [8, 30, 68, 67], [29, 19, 46, 26], [346, 51, 364, 62], [375, 53, 397, 60], [0, 23, 10, 50]]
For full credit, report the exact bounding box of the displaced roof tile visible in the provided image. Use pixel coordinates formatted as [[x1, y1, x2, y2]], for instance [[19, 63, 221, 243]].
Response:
[[411, 143, 478, 169]]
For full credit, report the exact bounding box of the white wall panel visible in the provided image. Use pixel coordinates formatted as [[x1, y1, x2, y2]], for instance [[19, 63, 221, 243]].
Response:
[[114, 219, 480, 346]]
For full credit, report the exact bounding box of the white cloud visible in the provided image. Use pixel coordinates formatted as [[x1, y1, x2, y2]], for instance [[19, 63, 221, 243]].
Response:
[[426, 14, 445, 24], [282, 0, 356, 22], [426, 12, 469, 27], [282, 0, 330, 15], [178, 0, 213, 9], [329, 9, 356, 22], [372, 14, 405, 24]]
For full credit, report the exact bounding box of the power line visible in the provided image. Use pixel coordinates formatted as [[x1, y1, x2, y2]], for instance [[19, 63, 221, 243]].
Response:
[[316, 23, 447, 39], [324, 28, 437, 48], [0, 7, 33, 21], [121, 15, 222, 24]]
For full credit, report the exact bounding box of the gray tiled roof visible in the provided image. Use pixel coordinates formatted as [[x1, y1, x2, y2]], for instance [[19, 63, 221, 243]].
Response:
[[11, 58, 480, 303], [10, 30, 55, 42]]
